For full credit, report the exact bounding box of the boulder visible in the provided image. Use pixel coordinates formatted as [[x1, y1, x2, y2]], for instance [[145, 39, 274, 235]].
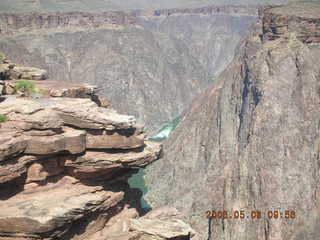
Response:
[[130, 207, 196, 240]]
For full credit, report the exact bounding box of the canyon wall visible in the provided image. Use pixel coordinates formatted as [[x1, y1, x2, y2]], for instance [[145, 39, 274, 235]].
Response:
[[0, 11, 136, 35], [0, 5, 256, 35], [262, 3, 320, 44], [145, 2, 320, 239], [0, 6, 257, 134], [0, 0, 305, 12]]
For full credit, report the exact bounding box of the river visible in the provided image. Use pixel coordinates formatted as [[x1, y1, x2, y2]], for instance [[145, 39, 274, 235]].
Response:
[[127, 117, 180, 211]]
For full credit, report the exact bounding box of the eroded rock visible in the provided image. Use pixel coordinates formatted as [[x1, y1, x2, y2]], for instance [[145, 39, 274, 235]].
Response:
[[51, 98, 136, 130], [86, 129, 145, 150], [0, 130, 27, 161], [0, 176, 124, 238], [9, 66, 47, 80], [25, 127, 86, 155], [65, 141, 162, 179]]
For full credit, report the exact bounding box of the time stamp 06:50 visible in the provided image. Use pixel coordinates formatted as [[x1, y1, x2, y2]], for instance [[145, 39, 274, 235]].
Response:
[[205, 210, 296, 220]]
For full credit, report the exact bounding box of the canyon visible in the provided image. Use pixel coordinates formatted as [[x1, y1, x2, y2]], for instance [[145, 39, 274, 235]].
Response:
[[1, 1, 320, 240], [0, 5, 257, 134], [146, 1, 320, 239]]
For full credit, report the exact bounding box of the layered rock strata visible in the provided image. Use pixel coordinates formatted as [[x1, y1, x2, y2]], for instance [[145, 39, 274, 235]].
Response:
[[146, 2, 320, 240], [0, 62, 194, 239], [0, 11, 136, 35], [0, 6, 256, 35]]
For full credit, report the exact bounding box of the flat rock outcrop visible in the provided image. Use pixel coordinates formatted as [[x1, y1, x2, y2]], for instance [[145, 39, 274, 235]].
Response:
[[0, 56, 97, 100], [0, 60, 47, 81], [9, 66, 47, 80], [0, 176, 123, 238], [146, 2, 320, 240], [65, 141, 162, 179]]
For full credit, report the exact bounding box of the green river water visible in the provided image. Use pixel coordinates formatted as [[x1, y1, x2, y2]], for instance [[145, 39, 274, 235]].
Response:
[[128, 117, 180, 210]]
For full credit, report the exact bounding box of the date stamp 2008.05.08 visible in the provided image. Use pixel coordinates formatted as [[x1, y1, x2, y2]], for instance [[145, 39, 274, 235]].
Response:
[[205, 210, 296, 220]]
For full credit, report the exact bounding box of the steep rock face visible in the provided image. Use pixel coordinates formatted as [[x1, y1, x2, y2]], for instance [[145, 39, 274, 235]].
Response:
[[262, 2, 320, 44], [146, 2, 320, 240], [0, 27, 205, 134], [137, 13, 255, 79], [0, 7, 256, 133]]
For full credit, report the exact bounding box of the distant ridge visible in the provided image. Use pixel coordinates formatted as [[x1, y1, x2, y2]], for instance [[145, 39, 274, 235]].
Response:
[[0, 0, 312, 13]]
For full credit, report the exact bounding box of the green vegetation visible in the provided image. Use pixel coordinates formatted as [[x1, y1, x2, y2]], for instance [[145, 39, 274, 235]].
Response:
[[0, 114, 8, 123], [0, 52, 5, 63], [13, 79, 36, 96]]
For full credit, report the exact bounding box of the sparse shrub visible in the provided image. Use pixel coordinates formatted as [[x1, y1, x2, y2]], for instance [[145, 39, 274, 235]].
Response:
[[13, 79, 36, 96], [0, 53, 5, 63], [0, 114, 8, 123]]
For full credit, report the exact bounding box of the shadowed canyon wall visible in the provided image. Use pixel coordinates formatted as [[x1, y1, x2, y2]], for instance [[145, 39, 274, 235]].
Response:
[[145, 2, 320, 239]]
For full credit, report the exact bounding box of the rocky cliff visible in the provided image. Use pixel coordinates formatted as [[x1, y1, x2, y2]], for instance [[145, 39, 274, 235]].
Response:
[[262, 2, 320, 44], [0, 5, 257, 35], [0, 59, 195, 240], [146, 2, 320, 239], [0, 6, 256, 134]]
